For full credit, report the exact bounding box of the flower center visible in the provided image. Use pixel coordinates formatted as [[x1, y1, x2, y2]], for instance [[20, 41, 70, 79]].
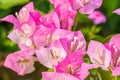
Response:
[[92, 48, 104, 65], [69, 37, 83, 53], [68, 64, 75, 75], [112, 45, 120, 67]]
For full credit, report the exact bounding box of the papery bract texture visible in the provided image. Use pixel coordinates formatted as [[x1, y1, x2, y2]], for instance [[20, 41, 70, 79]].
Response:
[[113, 8, 120, 15], [36, 40, 66, 68], [88, 10, 106, 25], [107, 34, 120, 76], [55, 51, 90, 80], [4, 50, 37, 75], [59, 30, 86, 53], [70, 0, 103, 14], [87, 40, 111, 70]]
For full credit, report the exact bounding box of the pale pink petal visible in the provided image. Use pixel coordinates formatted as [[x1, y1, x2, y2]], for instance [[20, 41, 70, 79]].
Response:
[[79, 0, 103, 14], [33, 26, 54, 48], [112, 67, 120, 76], [1, 15, 21, 29], [113, 8, 120, 15], [88, 11, 106, 25], [8, 30, 33, 47], [36, 40, 67, 68], [4, 50, 37, 75], [78, 63, 98, 80], [87, 40, 111, 70], [109, 34, 120, 50], [18, 2, 34, 22]]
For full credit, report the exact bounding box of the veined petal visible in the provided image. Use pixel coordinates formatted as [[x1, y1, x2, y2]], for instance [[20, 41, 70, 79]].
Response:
[[1, 15, 21, 29], [87, 40, 111, 70]]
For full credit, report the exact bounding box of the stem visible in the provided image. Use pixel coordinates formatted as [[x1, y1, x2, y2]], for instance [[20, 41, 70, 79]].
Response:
[[113, 76, 117, 80], [97, 72, 102, 80], [73, 12, 79, 31], [88, 25, 96, 40]]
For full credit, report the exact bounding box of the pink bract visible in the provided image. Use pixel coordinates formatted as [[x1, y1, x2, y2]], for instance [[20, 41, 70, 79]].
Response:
[[70, 0, 103, 14], [4, 50, 37, 75], [59, 30, 86, 53], [55, 51, 90, 80], [35, 40, 67, 68], [1, 2, 39, 48], [87, 40, 111, 70], [107, 34, 120, 76], [113, 8, 120, 15], [1, 2, 36, 29], [88, 10, 106, 25], [39, 11, 60, 29], [55, 3, 76, 30]]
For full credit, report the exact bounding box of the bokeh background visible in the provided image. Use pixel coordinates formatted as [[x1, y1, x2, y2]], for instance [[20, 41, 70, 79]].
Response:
[[0, 0, 120, 80]]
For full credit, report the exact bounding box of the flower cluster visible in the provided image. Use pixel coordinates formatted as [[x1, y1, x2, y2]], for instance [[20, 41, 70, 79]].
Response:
[[1, 0, 120, 80]]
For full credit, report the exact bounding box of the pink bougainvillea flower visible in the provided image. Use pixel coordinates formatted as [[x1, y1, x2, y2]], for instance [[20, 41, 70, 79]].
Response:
[[88, 10, 106, 25], [55, 3, 76, 30], [39, 11, 60, 29], [49, 0, 71, 8], [36, 40, 66, 68], [33, 26, 72, 48], [30, 11, 41, 25], [4, 50, 37, 75], [1, 2, 39, 48], [8, 24, 35, 47], [106, 34, 120, 76], [49, 0, 76, 30], [33, 26, 55, 48], [87, 40, 111, 70], [59, 30, 86, 53], [42, 51, 93, 80], [1, 2, 35, 29], [70, 0, 103, 14], [113, 8, 120, 15]]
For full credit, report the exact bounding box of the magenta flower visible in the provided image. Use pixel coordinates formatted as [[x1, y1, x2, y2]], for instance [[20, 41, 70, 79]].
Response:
[[7, 24, 35, 47], [55, 3, 76, 30], [70, 0, 103, 14], [4, 50, 37, 75], [87, 40, 111, 70], [113, 8, 120, 15], [1, 2, 38, 48], [49, 0, 76, 30], [105, 34, 120, 76], [88, 10, 106, 25], [39, 11, 60, 29], [1, 2, 35, 29], [59, 31, 86, 53], [33, 27, 72, 48], [42, 51, 93, 80], [35, 40, 66, 68], [33, 26, 54, 48]]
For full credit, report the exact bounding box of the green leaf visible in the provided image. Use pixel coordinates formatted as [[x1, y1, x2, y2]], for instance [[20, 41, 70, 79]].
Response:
[[97, 68, 112, 80], [0, 0, 29, 9], [33, 0, 50, 13]]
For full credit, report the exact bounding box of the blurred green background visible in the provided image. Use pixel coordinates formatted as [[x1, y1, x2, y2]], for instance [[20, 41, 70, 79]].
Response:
[[0, 0, 120, 80]]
